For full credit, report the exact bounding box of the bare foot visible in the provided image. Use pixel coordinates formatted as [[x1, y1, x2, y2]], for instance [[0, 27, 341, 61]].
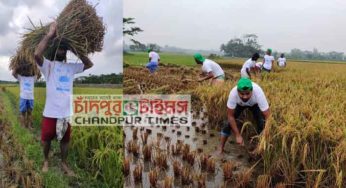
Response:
[[28, 122, 34, 130], [42, 161, 49, 172], [218, 146, 225, 155], [61, 162, 76, 177]]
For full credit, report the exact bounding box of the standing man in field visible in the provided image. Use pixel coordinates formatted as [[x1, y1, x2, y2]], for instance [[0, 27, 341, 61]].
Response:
[[219, 78, 270, 153], [12, 64, 37, 129], [277, 53, 287, 67], [194, 53, 225, 85], [34, 22, 93, 175], [146, 48, 160, 73], [262, 48, 275, 72], [240, 53, 260, 79]]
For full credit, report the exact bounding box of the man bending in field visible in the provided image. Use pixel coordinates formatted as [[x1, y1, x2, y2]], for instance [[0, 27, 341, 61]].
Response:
[[194, 53, 225, 85], [34, 21, 93, 175], [12, 64, 38, 129], [241, 53, 260, 79], [219, 78, 270, 153], [146, 48, 160, 73]]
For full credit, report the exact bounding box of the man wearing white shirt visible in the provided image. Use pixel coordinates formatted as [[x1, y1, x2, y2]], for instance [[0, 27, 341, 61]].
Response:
[[146, 49, 160, 73], [194, 53, 225, 85], [262, 48, 275, 72], [34, 22, 93, 176], [219, 78, 270, 153], [277, 53, 287, 67], [12, 64, 37, 129], [241, 53, 260, 79]]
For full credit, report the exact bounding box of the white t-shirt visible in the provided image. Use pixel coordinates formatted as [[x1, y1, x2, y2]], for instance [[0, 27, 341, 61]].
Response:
[[38, 58, 84, 118], [202, 59, 224, 78], [227, 82, 269, 111], [263, 55, 275, 70], [149, 51, 160, 63], [255, 62, 263, 68], [18, 75, 36, 100], [278, 57, 286, 67], [241, 58, 256, 77]]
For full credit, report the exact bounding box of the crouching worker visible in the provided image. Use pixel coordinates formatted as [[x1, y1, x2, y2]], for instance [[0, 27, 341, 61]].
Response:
[[34, 22, 93, 176], [146, 48, 160, 73], [194, 53, 225, 85], [219, 78, 270, 153], [241, 53, 260, 79]]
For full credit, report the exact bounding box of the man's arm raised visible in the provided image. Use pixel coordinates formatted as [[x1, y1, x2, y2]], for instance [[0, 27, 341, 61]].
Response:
[[34, 21, 57, 66], [79, 55, 93, 71]]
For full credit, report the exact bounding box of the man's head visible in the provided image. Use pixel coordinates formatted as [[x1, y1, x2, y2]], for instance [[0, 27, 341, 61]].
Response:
[[280, 53, 284, 58], [18, 61, 34, 76], [147, 48, 153, 53], [194, 53, 205, 64], [48, 41, 68, 62], [237, 78, 253, 102], [266, 48, 272, 55], [252, 52, 260, 61], [56, 42, 68, 62]]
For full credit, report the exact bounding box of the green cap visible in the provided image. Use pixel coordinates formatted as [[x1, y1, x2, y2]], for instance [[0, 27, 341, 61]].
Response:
[[237, 78, 253, 91], [267, 48, 272, 53], [147, 48, 152, 53], [193, 53, 205, 62]]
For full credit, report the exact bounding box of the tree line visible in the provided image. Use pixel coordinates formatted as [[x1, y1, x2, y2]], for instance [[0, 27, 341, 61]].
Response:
[[74, 73, 123, 84], [220, 34, 345, 61]]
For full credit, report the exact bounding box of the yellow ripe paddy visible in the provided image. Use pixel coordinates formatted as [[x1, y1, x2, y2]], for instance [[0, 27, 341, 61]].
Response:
[[124, 52, 346, 187]]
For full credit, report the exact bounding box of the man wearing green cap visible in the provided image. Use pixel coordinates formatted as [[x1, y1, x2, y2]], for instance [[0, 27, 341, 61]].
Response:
[[194, 53, 225, 85], [219, 78, 270, 152], [262, 48, 275, 72], [146, 48, 160, 73]]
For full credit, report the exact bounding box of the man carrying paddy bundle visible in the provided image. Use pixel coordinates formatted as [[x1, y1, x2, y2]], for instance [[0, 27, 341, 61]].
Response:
[[194, 53, 225, 85], [219, 78, 270, 153], [34, 22, 93, 176], [12, 64, 37, 129], [262, 48, 275, 73], [146, 48, 160, 73], [240, 53, 260, 79]]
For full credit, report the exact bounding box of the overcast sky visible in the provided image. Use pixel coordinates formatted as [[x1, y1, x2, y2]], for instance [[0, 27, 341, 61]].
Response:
[[124, 0, 346, 53], [0, 0, 122, 81]]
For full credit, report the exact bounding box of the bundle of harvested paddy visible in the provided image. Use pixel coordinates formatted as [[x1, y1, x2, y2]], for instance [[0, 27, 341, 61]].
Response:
[[9, 52, 41, 78], [9, 0, 105, 75]]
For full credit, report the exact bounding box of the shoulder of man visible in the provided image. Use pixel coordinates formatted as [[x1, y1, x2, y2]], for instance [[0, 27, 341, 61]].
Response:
[[252, 82, 265, 93], [229, 85, 238, 95], [206, 59, 217, 65], [43, 57, 53, 63]]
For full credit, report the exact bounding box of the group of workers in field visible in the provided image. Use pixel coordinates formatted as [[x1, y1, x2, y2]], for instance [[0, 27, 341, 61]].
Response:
[[145, 48, 286, 153], [193, 49, 283, 153]]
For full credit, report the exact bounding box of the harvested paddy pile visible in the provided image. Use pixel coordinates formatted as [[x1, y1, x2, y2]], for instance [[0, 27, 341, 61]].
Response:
[[9, 0, 105, 75], [124, 66, 201, 94]]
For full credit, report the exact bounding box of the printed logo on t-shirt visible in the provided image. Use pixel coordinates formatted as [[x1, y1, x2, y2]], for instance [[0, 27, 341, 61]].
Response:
[[23, 82, 32, 91], [56, 75, 71, 92]]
